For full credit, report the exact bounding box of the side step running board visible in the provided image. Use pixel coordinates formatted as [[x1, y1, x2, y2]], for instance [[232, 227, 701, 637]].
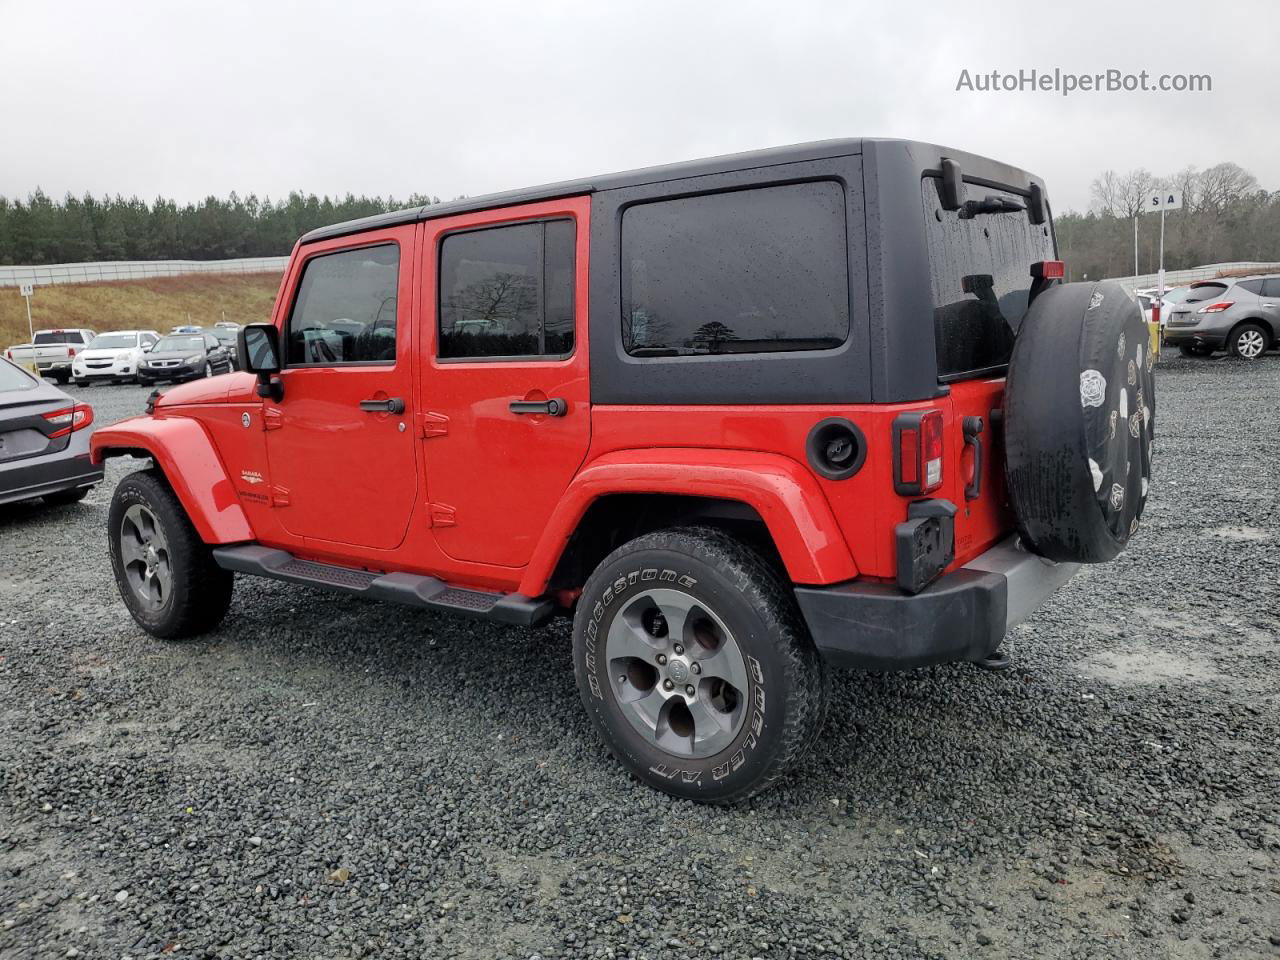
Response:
[[211, 545, 554, 627]]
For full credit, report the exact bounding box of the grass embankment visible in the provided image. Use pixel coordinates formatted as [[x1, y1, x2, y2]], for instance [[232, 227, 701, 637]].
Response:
[[0, 272, 282, 348]]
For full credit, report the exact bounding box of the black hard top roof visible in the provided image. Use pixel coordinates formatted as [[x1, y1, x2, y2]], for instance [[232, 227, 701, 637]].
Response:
[[299, 138, 1043, 245], [301, 138, 869, 244]]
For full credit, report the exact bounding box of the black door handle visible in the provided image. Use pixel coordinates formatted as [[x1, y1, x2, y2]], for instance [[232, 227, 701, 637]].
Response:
[[962, 416, 984, 501], [359, 397, 405, 414], [509, 397, 567, 417]]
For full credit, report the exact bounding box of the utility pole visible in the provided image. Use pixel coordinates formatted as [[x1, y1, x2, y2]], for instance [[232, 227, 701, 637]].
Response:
[[1134, 216, 1139, 277]]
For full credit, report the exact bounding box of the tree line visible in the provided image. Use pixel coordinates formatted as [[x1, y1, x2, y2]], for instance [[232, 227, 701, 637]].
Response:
[[0, 190, 440, 265], [2, 162, 1277, 280], [1057, 162, 1279, 281]]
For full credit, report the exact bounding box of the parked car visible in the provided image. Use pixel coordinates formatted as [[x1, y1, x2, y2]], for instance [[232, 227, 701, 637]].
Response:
[[72, 330, 161, 385], [136, 333, 235, 385], [209, 326, 241, 370], [91, 139, 1154, 802], [214, 321, 241, 330], [0, 356, 102, 506], [5, 329, 97, 383], [1162, 275, 1280, 359], [170, 325, 204, 334]]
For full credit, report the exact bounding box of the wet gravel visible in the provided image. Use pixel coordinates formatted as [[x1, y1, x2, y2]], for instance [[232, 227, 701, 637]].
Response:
[[2, 353, 1279, 960]]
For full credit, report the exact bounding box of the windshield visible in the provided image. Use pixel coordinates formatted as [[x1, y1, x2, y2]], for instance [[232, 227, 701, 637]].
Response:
[[153, 336, 204, 352], [33, 331, 84, 345], [921, 178, 1055, 379], [0, 358, 37, 392], [88, 333, 138, 350]]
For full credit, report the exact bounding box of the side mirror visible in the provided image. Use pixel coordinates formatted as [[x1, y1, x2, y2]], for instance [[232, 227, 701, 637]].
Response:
[[141, 342, 153, 353], [238, 323, 283, 400]]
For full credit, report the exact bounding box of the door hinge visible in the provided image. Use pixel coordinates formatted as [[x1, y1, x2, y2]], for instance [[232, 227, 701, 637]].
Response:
[[263, 408, 284, 431], [418, 411, 449, 438], [427, 502, 456, 528], [270, 485, 290, 507]]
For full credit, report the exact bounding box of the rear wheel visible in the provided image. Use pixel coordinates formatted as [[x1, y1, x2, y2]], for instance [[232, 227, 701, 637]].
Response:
[[53, 372, 70, 384], [572, 526, 826, 804], [108, 470, 233, 639], [1229, 323, 1269, 360], [1178, 343, 1213, 358]]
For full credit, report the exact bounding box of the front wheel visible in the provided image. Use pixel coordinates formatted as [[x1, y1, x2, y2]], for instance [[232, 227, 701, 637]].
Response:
[[108, 470, 234, 638], [1229, 323, 1269, 360], [572, 526, 827, 804], [202, 362, 213, 378]]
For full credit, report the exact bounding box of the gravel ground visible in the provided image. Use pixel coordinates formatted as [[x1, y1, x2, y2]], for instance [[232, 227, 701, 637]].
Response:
[[2, 354, 1279, 960]]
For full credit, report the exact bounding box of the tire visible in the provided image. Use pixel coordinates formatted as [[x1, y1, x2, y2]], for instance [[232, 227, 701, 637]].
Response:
[[1178, 344, 1212, 358], [107, 470, 234, 639], [1005, 281, 1154, 564], [53, 372, 70, 384], [1228, 323, 1269, 360], [74, 379, 89, 387], [572, 526, 826, 804], [43, 486, 90, 506], [202, 362, 213, 379]]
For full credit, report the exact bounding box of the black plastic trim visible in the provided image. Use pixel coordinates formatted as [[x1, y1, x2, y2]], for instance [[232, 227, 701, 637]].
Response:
[[211, 545, 554, 626]]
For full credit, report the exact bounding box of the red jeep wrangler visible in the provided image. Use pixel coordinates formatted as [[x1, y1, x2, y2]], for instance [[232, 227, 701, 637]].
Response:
[[93, 140, 1154, 802]]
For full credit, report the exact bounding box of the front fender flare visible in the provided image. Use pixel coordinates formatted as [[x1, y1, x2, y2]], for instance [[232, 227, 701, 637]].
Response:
[[519, 448, 858, 596], [91, 416, 253, 543]]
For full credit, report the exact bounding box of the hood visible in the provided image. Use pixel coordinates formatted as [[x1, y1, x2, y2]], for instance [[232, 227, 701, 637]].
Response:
[[79, 347, 140, 361], [145, 348, 207, 362], [154, 371, 258, 408]]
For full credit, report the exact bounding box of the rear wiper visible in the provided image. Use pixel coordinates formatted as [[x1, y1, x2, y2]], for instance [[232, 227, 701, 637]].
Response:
[[958, 195, 1027, 219]]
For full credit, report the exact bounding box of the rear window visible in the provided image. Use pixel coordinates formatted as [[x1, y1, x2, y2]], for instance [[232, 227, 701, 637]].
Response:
[[921, 179, 1055, 379], [620, 182, 850, 357], [33, 331, 87, 345], [0, 359, 37, 391], [1185, 282, 1227, 303]]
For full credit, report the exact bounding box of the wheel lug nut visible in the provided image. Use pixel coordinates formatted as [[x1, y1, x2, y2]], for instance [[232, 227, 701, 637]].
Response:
[[656, 654, 667, 665], [663, 679, 674, 691], [691, 663, 701, 675], [685, 685, 696, 697], [673, 644, 684, 655]]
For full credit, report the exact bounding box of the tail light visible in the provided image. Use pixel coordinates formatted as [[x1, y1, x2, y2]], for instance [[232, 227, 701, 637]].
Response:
[[1198, 301, 1234, 314], [67, 347, 76, 356], [1030, 260, 1065, 280], [893, 410, 945, 496], [42, 404, 94, 439]]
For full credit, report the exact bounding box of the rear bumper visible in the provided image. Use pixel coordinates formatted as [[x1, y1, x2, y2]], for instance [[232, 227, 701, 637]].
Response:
[[0, 429, 103, 506], [795, 536, 1078, 670], [1163, 325, 1225, 347]]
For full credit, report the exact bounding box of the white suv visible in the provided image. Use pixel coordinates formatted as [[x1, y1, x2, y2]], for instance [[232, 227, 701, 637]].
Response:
[[72, 330, 161, 385]]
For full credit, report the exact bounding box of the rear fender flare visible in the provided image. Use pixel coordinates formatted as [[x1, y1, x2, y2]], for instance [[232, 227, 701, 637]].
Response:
[[90, 416, 252, 543], [519, 448, 858, 596]]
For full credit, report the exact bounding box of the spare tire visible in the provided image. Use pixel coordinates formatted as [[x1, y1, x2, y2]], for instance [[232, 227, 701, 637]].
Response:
[[1004, 281, 1154, 563]]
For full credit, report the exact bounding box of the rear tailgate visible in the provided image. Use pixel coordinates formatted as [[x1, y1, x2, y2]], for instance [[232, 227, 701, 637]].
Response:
[[920, 177, 1056, 565]]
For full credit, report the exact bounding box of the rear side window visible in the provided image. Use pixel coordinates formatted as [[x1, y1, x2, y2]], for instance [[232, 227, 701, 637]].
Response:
[[620, 182, 849, 357], [1235, 279, 1264, 295], [287, 244, 400, 365], [438, 219, 575, 359], [922, 179, 1055, 379], [1185, 282, 1227, 303]]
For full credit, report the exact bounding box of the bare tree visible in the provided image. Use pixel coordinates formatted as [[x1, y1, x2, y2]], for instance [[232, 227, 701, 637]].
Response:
[[1198, 162, 1259, 215], [1117, 168, 1157, 219], [1090, 170, 1122, 216]]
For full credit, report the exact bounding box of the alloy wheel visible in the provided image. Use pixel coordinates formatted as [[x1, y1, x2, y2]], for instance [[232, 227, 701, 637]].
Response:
[[605, 588, 749, 759], [1236, 329, 1266, 359], [119, 504, 172, 611]]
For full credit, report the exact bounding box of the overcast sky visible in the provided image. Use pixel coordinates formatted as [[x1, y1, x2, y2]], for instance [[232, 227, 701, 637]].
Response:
[[0, 0, 1272, 215]]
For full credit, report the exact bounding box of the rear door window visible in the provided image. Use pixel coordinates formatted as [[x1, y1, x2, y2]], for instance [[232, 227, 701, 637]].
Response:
[[1259, 278, 1280, 298], [620, 182, 849, 357], [921, 179, 1055, 379]]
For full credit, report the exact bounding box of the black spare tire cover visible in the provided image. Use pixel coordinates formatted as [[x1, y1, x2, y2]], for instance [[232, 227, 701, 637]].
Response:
[[1004, 281, 1155, 563]]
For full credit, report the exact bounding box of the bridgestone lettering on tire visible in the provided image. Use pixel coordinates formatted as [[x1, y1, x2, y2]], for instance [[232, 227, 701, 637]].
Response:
[[572, 526, 826, 804], [1004, 281, 1155, 564]]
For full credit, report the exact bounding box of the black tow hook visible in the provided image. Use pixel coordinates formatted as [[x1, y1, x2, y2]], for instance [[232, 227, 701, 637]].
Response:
[[973, 649, 1012, 672]]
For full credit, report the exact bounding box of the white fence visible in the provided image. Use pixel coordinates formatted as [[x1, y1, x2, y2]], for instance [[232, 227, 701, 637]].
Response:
[[0, 257, 289, 288], [1108, 262, 1280, 294]]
